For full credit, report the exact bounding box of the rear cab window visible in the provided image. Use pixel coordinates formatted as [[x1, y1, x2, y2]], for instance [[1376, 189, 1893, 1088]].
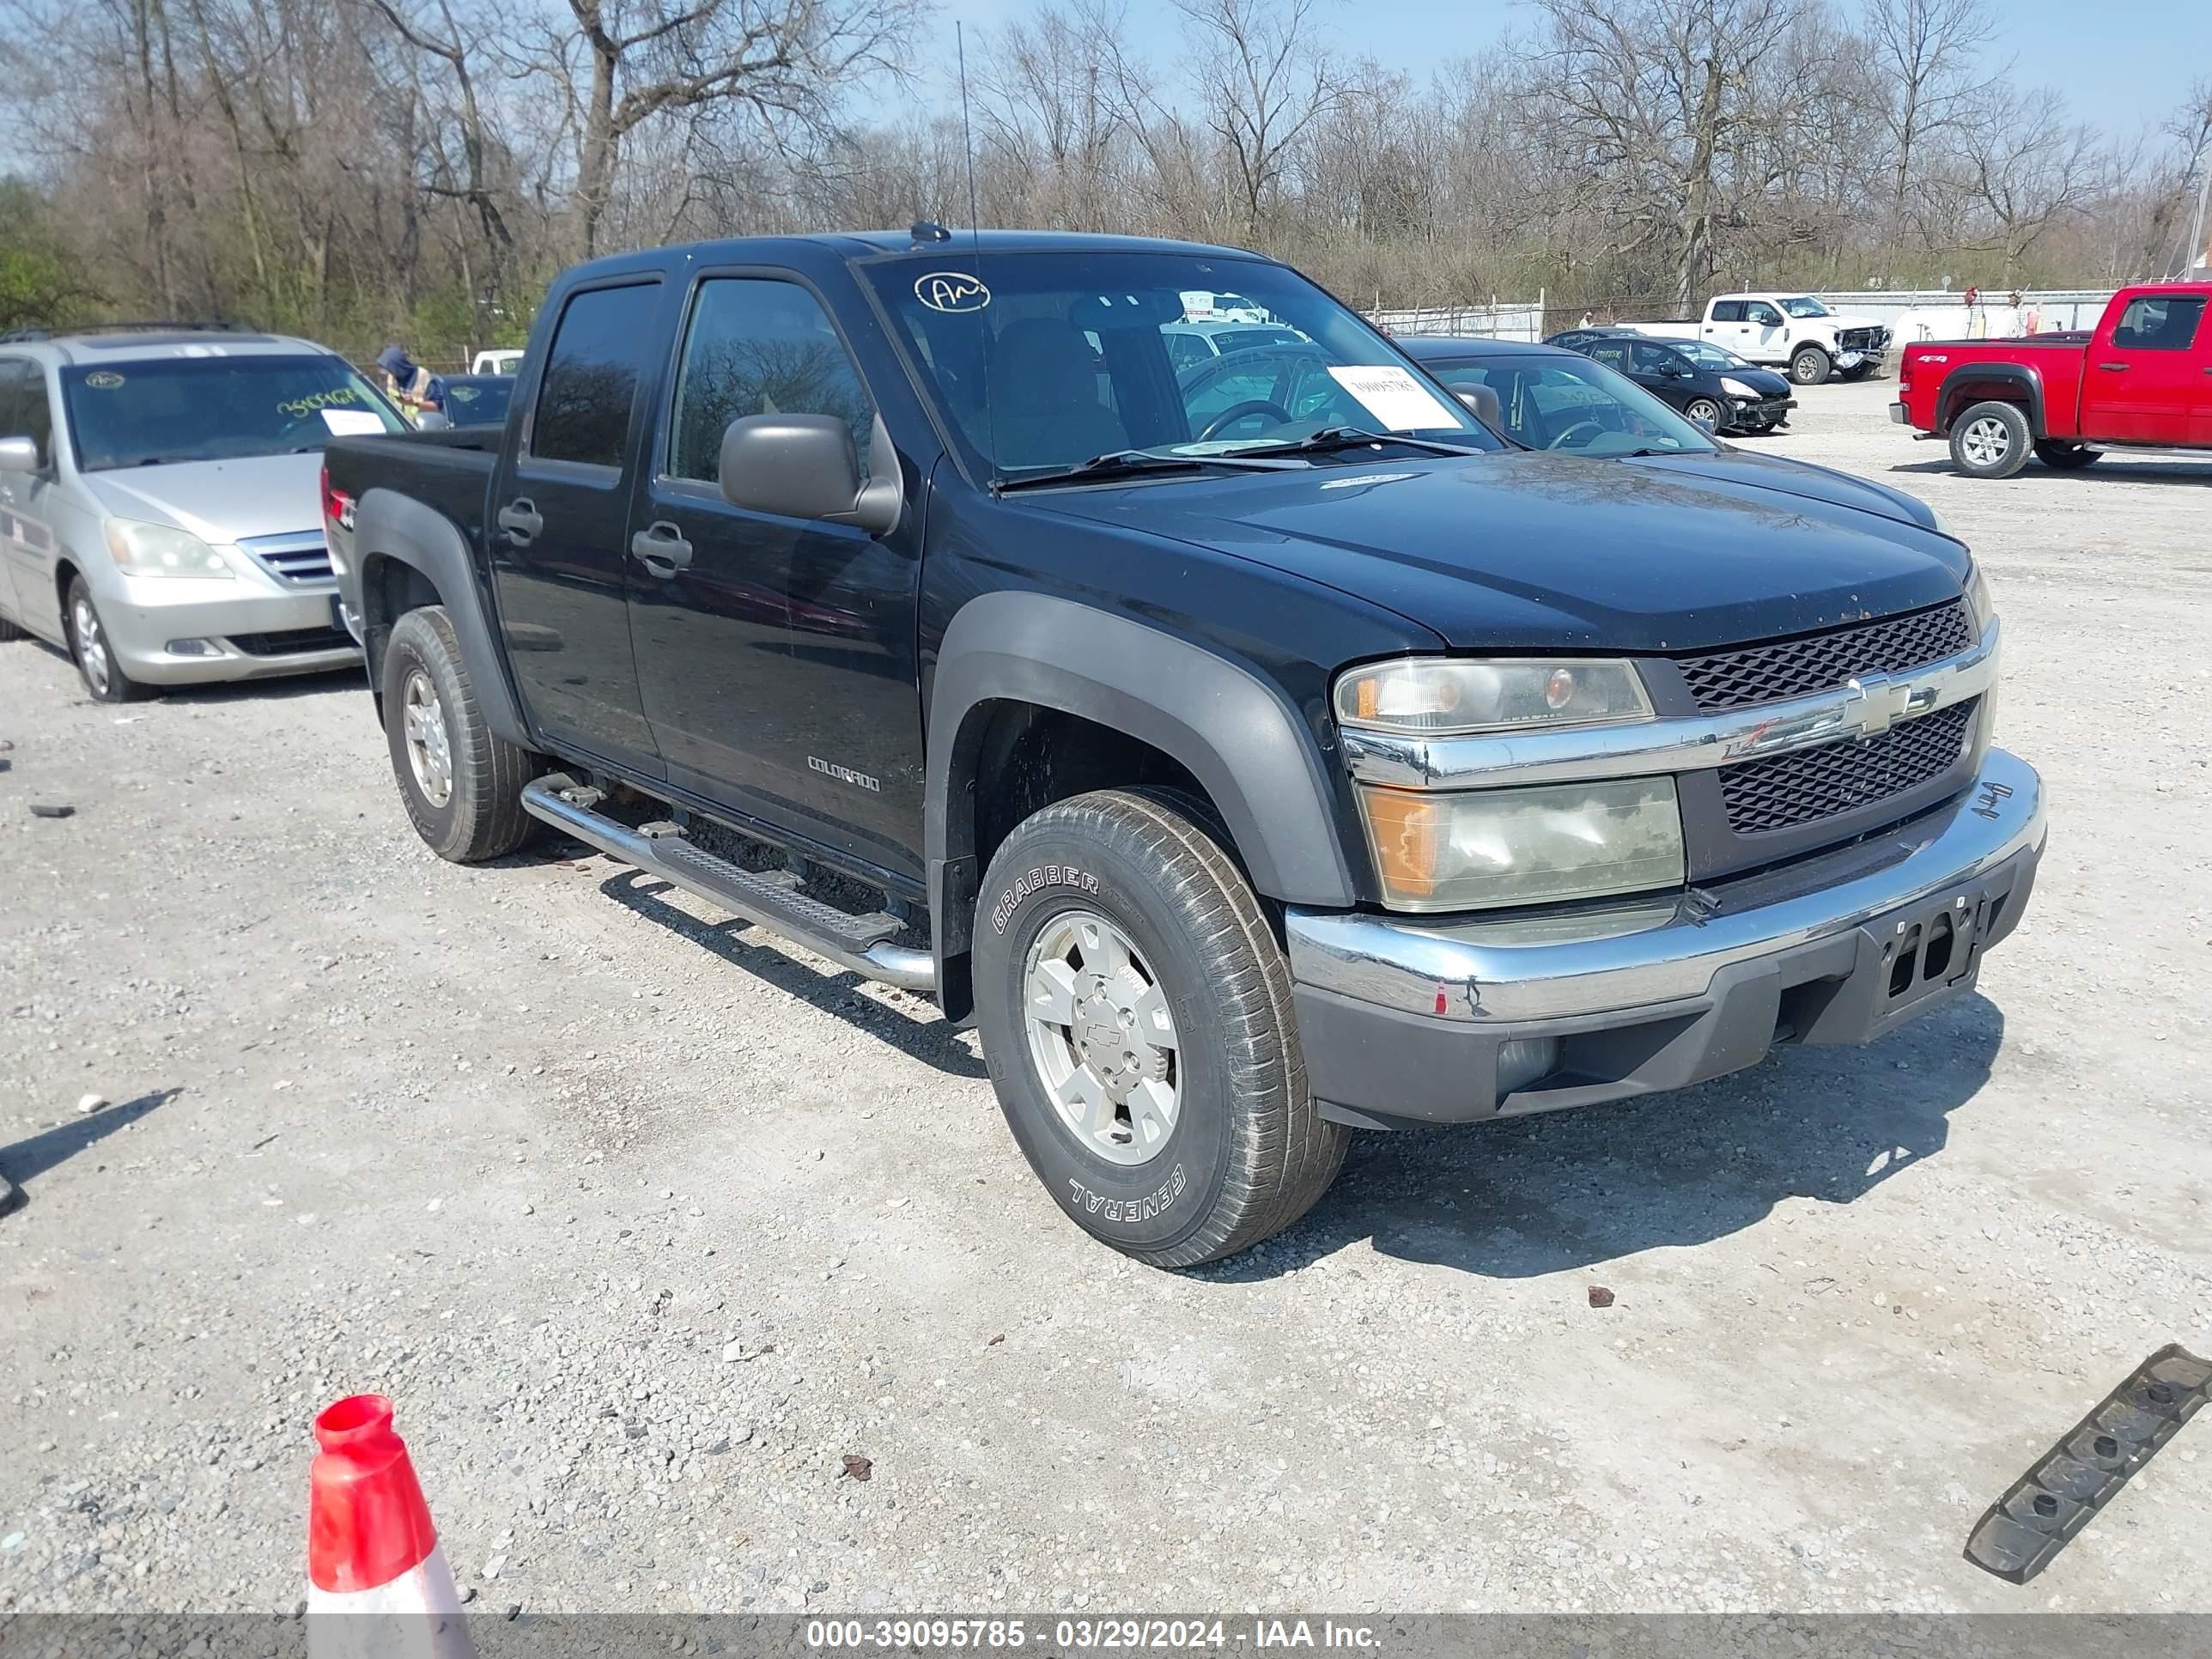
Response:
[[527, 283, 663, 470], [2111, 295, 2207, 352], [1710, 301, 1747, 323]]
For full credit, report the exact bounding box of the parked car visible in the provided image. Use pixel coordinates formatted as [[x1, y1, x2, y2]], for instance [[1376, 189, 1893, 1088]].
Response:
[[432, 374, 517, 428], [1540, 330, 1795, 434], [471, 349, 524, 375], [1395, 336, 1717, 453], [1161, 319, 1307, 373], [1629, 293, 1892, 385], [325, 231, 2041, 1267], [1893, 282, 2212, 477], [0, 322, 403, 700]]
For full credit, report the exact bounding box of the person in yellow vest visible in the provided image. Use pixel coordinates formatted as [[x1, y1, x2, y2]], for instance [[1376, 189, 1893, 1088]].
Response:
[[375, 345, 447, 425]]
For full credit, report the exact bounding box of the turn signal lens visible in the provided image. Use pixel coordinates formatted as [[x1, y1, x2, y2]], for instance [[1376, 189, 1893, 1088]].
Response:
[[1357, 778, 1686, 913], [1334, 658, 1651, 737]]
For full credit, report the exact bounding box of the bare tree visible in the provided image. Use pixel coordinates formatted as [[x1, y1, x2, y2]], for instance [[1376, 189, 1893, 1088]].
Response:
[[1172, 0, 1351, 240], [1863, 0, 2000, 227]]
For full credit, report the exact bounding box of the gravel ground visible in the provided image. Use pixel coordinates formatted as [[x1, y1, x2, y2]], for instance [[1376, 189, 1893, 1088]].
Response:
[[3, 376, 2209, 1618]]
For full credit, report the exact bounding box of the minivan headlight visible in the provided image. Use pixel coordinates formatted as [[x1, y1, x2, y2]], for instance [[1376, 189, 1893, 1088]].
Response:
[[105, 519, 233, 580], [1357, 777, 1686, 912], [1334, 658, 1652, 736]]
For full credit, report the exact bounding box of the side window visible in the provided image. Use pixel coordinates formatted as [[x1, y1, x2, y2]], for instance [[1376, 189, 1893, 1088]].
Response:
[[15, 364, 54, 466], [1586, 342, 1630, 370], [2112, 295, 2206, 352], [1630, 343, 1675, 374], [667, 278, 875, 485], [0, 360, 24, 449], [1710, 301, 1747, 323], [530, 283, 660, 468], [1747, 302, 1783, 327]]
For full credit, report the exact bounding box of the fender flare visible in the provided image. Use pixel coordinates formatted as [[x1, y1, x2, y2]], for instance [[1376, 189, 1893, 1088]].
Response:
[[1936, 363, 2045, 438], [354, 487, 530, 747], [925, 592, 1359, 1012]]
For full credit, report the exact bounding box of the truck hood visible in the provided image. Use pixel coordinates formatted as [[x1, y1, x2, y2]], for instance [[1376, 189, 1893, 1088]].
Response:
[[1811, 312, 1885, 334], [1019, 452, 1968, 652], [83, 453, 325, 544]]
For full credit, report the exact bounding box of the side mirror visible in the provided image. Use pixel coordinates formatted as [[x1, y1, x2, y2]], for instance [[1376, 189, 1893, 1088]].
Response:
[[1454, 386, 1503, 430], [0, 435, 40, 475], [720, 411, 901, 536], [416, 410, 453, 432]]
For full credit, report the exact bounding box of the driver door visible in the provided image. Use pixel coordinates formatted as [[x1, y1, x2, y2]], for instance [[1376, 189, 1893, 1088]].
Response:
[[1746, 301, 1787, 358]]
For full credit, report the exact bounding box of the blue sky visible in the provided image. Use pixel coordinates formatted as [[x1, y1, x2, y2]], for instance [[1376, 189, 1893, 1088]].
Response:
[[937, 0, 2212, 146]]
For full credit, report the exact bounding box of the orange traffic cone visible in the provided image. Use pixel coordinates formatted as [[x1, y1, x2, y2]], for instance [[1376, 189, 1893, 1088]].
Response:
[[307, 1394, 477, 1659]]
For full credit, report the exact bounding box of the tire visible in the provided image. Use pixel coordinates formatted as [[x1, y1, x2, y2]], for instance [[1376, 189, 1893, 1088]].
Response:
[[1948, 400, 2033, 479], [973, 787, 1348, 1268], [2035, 440, 2101, 471], [0, 611, 24, 641], [1684, 398, 1722, 432], [1789, 344, 1832, 386], [380, 605, 538, 862], [65, 576, 148, 702]]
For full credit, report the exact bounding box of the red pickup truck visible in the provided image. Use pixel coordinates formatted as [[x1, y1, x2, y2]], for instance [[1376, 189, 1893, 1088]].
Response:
[[1893, 283, 2212, 477]]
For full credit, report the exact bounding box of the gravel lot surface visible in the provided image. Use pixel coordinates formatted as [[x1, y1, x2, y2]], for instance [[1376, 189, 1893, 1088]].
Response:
[[3, 377, 2209, 1618]]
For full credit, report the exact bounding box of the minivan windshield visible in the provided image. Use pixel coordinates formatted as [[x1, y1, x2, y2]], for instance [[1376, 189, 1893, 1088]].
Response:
[[60, 354, 408, 471], [1780, 296, 1832, 319], [860, 251, 1500, 481]]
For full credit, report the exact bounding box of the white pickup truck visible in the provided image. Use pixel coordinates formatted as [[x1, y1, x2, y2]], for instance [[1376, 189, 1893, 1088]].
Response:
[[1629, 294, 1892, 386]]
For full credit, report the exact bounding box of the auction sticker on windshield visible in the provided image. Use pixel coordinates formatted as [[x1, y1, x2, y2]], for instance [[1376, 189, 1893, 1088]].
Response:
[[915, 272, 990, 313], [1326, 365, 1459, 432], [320, 409, 385, 435]]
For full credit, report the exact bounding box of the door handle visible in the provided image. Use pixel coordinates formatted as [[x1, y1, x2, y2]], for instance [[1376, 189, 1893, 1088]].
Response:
[[630, 520, 693, 578], [2097, 362, 2129, 372], [497, 499, 543, 545]]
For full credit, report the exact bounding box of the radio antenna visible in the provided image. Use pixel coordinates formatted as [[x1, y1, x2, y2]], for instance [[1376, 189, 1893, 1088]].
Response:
[[956, 20, 998, 486]]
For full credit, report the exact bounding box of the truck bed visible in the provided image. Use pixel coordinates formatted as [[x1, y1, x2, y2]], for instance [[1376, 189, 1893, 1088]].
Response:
[[325, 426, 497, 533]]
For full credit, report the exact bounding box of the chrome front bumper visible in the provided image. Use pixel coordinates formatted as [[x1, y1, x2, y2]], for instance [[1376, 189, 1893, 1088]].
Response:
[[1285, 748, 2044, 1127]]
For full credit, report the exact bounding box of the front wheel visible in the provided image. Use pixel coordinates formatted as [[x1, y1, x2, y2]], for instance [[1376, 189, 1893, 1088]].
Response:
[[380, 605, 538, 862], [2035, 440, 2101, 471], [66, 577, 147, 702], [974, 788, 1347, 1267], [1684, 398, 1722, 432], [1949, 400, 2033, 479], [1789, 345, 1832, 386]]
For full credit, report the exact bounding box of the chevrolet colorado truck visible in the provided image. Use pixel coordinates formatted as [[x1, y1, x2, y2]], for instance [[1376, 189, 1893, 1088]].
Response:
[[323, 230, 2044, 1267], [1893, 283, 2212, 477], [1631, 294, 1893, 386]]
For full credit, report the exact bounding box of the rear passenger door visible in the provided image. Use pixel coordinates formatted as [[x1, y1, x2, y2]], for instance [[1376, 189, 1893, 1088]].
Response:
[[493, 278, 667, 778], [1705, 301, 1749, 349], [629, 271, 926, 884], [2084, 291, 2209, 445]]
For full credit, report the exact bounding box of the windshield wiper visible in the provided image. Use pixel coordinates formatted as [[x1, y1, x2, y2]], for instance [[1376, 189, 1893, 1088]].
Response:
[[994, 448, 1304, 492], [1218, 425, 1486, 460]]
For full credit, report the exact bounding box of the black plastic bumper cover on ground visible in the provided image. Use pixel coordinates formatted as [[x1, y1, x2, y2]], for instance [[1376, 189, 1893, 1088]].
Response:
[[1965, 1344, 2209, 1584]]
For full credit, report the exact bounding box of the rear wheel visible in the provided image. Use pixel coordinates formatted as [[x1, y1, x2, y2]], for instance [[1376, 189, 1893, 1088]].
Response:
[[65, 577, 147, 702], [1790, 344, 1832, 386], [1949, 400, 2032, 479], [381, 605, 538, 862], [2034, 440, 2101, 471], [974, 787, 1347, 1268]]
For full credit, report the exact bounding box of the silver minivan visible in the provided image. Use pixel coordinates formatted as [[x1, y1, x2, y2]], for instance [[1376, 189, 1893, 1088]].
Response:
[[0, 324, 409, 701]]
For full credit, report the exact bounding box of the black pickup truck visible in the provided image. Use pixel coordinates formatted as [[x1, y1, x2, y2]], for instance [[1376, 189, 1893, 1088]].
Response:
[[323, 229, 2044, 1267]]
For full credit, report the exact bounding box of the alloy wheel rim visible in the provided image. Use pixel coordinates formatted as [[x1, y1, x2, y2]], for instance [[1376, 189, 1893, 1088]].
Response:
[[73, 598, 110, 696], [1961, 416, 2011, 468], [1021, 908, 1181, 1167], [1687, 400, 1719, 430], [401, 668, 454, 807]]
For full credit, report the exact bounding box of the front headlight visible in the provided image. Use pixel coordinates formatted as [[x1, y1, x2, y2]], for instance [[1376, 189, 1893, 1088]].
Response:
[[1720, 376, 1761, 398], [1357, 777, 1686, 912], [104, 519, 234, 580], [1965, 562, 1994, 629], [1334, 658, 1652, 736]]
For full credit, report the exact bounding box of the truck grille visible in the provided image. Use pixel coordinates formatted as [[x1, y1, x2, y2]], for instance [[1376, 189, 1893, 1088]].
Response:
[[1719, 699, 1977, 834], [1675, 600, 1973, 711], [236, 531, 334, 584]]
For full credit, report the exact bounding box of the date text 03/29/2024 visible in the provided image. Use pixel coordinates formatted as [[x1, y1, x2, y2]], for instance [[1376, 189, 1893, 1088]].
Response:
[[804, 1620, 1381, 1651]]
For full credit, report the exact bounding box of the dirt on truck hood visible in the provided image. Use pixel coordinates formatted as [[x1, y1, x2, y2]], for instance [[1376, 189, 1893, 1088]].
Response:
[[1020, 449, 1971, 653]]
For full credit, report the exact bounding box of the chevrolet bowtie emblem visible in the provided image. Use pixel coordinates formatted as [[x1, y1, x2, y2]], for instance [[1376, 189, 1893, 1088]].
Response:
[[1842, 675, 1927, 738]]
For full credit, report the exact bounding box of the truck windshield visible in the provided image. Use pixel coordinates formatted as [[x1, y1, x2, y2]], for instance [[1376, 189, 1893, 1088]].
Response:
[[860, 250, 1500, 481], [1781, 297, 1832, 319], [60, 355, 408, 471]]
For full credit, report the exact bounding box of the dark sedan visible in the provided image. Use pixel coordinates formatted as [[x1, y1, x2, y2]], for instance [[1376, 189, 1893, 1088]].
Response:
[[1545, 330, 1795, 435], [1395, 336, 1717, 456]]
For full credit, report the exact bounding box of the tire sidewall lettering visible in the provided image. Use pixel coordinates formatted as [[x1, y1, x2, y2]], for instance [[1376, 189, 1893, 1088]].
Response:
[[989, 863, 1099, 935]]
